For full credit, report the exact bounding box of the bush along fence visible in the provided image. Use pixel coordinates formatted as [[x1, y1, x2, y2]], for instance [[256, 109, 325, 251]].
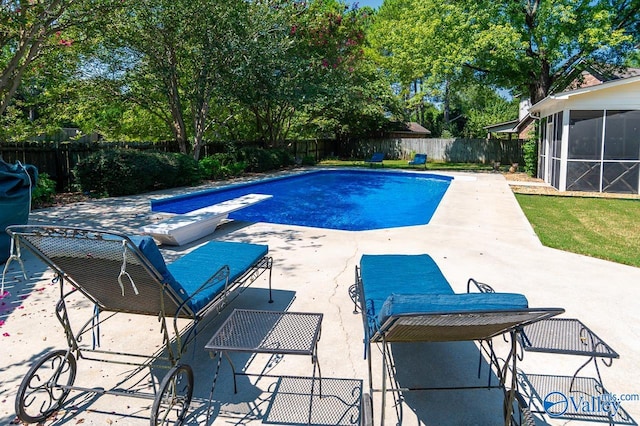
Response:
[[0, 141, 180, 192], [0, 137, 525, 192]]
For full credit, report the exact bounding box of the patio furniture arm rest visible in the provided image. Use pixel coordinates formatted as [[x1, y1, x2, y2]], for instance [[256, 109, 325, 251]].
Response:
[[467, 277, 495, 294], [173, 264, 231, 318]]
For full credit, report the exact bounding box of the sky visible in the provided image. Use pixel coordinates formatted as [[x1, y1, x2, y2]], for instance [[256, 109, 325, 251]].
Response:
[[354, 0, 384, 9]]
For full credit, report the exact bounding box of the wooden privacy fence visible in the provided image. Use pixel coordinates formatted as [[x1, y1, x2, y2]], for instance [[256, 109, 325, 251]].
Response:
[[1, 138, 524, 191], [0, 141, 177, 191], [342, 138, 525, 164], [0, 140, 340, 191]]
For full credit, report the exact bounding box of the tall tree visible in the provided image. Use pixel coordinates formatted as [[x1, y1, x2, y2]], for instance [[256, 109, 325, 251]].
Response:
[[369, 0, 640, 104], [0, 0, 118, 116], [96, 0, 248, 159], [230, 0, 372, 145], [475, 0, 640, 103]]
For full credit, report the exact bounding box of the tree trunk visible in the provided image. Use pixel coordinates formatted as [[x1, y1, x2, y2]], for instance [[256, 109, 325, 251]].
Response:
[[0, 37, 44, 116], [192, 99, 209, 161], [528, 60, 553, 104], [164, 46, 188, 154], [443, 79, 451, 127]]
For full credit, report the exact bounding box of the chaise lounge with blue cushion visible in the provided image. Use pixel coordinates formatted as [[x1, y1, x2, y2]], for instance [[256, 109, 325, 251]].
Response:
[[352, 254, 563, 426], [5, 225, 273, 425], [408, 153, 427, 168], [365, 152, 384, 166]]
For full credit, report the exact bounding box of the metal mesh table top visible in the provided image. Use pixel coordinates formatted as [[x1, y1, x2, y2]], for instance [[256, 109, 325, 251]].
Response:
[[521, 318, 618, 358], [205, 309, 323, 355]]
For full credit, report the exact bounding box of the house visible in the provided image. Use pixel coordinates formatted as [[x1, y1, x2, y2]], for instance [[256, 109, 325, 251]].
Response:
[[485, 66, 640, 193], [483, 119, 519, 139], [484, 100, 534, 140], [530, 74, 640, 193], [387, 122, 431, 138], [564, 65, 640, 90]]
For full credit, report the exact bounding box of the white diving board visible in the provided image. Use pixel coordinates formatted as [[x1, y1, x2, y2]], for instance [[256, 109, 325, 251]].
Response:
[[141, 193, 272, 246]]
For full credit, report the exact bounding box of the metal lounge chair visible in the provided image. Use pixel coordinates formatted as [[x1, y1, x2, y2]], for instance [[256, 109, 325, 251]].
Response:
[[5, 225, 273, 425], [364, 152, 384, 166], [350, 254, 564, 426], [408, 153, 427, 169]]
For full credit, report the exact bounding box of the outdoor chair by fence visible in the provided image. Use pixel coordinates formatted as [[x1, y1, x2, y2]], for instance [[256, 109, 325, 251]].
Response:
[[350, 254, 563, 426], [408, 153, 427, 168], [365, 152, 384, 166], [5, 225, 273, 425]]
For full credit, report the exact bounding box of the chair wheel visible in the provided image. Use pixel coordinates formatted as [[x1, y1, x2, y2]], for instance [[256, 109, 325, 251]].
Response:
[[15, 349, 77, 424], [151, 364, 194, 425]]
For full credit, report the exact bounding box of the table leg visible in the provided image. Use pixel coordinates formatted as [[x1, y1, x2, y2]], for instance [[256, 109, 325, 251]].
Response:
[[221, 351, 239, 393], [206, 351, 223, 424]]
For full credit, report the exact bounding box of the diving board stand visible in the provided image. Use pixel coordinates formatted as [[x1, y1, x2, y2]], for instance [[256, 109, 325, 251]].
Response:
[[141, 193, 272, 246]]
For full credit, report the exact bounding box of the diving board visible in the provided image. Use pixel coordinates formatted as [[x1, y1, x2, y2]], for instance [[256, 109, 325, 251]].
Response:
[[141, 193, 272, 246]]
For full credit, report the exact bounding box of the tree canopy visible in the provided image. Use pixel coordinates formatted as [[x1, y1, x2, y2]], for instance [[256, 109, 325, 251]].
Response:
[[370, 0, 640, 104], [1, 0, 639, 145], [0, 0, 120, 116]]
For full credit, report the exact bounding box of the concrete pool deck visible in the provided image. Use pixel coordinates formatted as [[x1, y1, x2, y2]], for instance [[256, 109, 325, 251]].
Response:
[[1, 170, 639, 425]]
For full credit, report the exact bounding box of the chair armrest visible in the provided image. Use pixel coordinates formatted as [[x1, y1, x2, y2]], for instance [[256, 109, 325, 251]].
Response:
[[173, 265, 231, 318], [467, 278, 495, 294]]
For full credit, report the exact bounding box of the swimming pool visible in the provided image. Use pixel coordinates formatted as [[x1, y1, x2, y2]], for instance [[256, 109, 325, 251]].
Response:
[[151, 169, 452, 231]]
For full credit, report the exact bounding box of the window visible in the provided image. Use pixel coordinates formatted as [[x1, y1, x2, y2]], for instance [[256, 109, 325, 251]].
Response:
[[568, 110, 603, 160], [553, 112, 563, 158], [604, 110, 640, 160]]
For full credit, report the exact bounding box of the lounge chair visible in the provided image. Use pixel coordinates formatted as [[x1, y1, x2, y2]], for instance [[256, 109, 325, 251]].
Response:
[[365, 152, 384, 167], [5, 225, 273, 425], [351, 254, 563, 426], [408, 153, 427, 168]]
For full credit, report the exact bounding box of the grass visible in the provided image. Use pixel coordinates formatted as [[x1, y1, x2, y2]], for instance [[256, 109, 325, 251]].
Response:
[[318, 158, 493, 172], [515, 194, 640, 267]]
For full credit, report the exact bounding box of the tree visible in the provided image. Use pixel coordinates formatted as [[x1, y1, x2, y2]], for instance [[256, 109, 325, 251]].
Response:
[[229, 0, 374, 146], [367, 0, 479, 132], [453, 85, 519, 138], [0, 0, 118, 117], [93, 0, 249, 159], [297, 59, 401, 140], [473, 0, 640, 103], [368, 0, 640, 105]]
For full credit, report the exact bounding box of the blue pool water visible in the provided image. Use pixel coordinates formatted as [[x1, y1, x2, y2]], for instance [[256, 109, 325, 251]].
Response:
[[151, 169, 452, 231]]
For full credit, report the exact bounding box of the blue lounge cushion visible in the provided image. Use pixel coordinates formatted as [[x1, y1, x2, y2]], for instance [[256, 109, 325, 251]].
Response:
[[130, 236, 267, 313], [377, 293, 529, 326], [360, 254, 454, 322], [366, 153, 384, 163], [130, 235, 180, 289], [168, 240, 268, 312], [409, 154, 427, 165]]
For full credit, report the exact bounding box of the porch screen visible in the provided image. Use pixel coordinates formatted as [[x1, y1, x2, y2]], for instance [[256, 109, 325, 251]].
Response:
[[566, 110, 640, 193]]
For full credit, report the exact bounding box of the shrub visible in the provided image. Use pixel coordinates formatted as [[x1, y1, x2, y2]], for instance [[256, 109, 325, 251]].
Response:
[[238, 147, 294, 172], [301, 155, 316, 166], [31, 172, 56, 207], [74, 149, 201, 197], [199, 153, 246, 180], [522, 140, 538, 177]]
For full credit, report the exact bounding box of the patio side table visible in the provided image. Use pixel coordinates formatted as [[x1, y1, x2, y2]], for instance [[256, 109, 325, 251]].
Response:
[[519, 318, 622, 424], [205, 309, 323, 421]]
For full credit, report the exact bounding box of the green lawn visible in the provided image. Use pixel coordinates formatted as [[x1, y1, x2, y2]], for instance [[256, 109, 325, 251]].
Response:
[[318, 159, 493, 172], [515, 194, 640, 267]]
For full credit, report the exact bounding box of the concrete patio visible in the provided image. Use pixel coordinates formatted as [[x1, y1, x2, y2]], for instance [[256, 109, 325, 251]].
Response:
[[1, 170, 638, 425]]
